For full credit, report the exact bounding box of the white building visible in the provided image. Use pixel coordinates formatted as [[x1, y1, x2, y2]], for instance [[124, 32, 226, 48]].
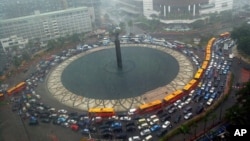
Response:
[[143, 0, 159, 18], [0, 35, 28, 52], [200, 0, 233, 15], [0, 7, 93, 42]]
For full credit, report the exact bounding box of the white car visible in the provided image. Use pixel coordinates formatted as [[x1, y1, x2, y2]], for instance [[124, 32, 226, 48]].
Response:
[[140, 128, 151, 136], [185, 98, 192, 105], [128, 108, 137, 115], [184, 112, 193, 120], [128, 136, 141, 141], [162, 121, 171, 128], [58, 109, 67, 114], [149, 118, 159, 125], [209, 87, 215, 93], [174, 100, 181, 106], [178, 102, 186, 109], [207, 98, 214, 106], [138, 122, 149, 130]]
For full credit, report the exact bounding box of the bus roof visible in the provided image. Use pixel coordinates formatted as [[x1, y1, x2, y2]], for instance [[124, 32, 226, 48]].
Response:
[[201, 61, 208, 69], [16, 82, 26, 88], [88, 108, 114, 113], [139, 100, 162, 110], [194, 69, 204, 79], [7, 87, 16, 93], [183, 84, 192, 91], [189, 79, 197, 85], [163, 90, 183, 102]]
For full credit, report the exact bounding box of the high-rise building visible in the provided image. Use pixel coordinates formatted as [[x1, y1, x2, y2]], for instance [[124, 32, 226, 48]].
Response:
[[0, 7, 93, 41], [199, 0, 233, 15]]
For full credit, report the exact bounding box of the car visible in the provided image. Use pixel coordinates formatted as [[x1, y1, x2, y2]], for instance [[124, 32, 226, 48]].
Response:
[[183, 106, 192, 114], [102, 132, 113, 139], [184, 112, 193, 120], [112, 126, 123, 133], [128, 108, 137, 115], [160, 114, 171, 122], [29, 116, 39, 125], [185, 97, 192, 105], [178, 102, 186, 109], [58, 109, 67, 114], [149, 118, 159, 125], [115, 133, 127, 139], [195, 96, 202, 103], [209, 87, 215, 93], [128, 136, 141, 141], [138, 122, 149, 130], [41, 118, 51, 123], [143, 135, 153, 141], [174, 115, 182, 123], [174, 100, 181, 106], [80, 128, 90, 135], [207, 98, 214, 106], [168, 107, 177, 114], [189, 90, 195, 97], [196, 105, 204, 114], [119, 116, 131, 121], [204, 93, 210, 100], [162, 121, 171, 128], [150, 124, 161, 132], [156, 128, 168, 137], [111, 122, 122, 128], [126, 121, 136, 127], [138, 118, 147, 124], [140, 129, 151, 136], [126, 125, 137, 132]]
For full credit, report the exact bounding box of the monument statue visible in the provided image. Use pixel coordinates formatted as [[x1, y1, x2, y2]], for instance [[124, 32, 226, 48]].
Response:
[[114, 29, 123, 69]]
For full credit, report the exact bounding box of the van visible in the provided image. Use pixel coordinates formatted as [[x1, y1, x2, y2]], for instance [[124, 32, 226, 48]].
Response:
[[143, 135, 153, 141]]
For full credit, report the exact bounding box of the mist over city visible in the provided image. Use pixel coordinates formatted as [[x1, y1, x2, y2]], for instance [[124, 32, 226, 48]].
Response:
[[1, 0, 250, 141]]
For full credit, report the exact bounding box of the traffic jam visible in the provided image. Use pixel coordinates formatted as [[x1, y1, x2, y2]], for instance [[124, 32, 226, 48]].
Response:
[[6, 32, 233, 140]]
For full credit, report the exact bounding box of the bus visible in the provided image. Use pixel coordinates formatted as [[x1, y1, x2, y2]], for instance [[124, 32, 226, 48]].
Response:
[[163, 90, 183, 105], [138, 100, 162, 114], [183, 84, 193, 92], [205, 53, 211, 61], [201, 61, 209, 70], [219, 32, 230, 38], [183, 79, 198, 93], [7, 82, 26, 96], [194, 68, 204, 80], [88, 107, 115, 118], [206, 46, 211, 54], [0, 93, 4, 100]]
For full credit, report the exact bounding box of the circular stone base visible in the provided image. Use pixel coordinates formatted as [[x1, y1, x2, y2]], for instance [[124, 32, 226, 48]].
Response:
[[61, 47, 179, 100], [46, 44, 194, 111]]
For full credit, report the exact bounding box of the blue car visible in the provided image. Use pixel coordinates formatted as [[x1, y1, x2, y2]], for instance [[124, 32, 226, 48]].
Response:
[[111, 122, 122, 128], [29, 116, 39, 125], [150, 124, 161, 132], [211, 92, 217, 99], [204, 93, 210, 100]]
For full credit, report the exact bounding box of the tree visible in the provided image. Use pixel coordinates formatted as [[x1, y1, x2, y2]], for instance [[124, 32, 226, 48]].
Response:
[[231, 23, 250, 55], [210, 113, 217, 126], [179, 124, 190, 141], [225, 81, 250, 126]]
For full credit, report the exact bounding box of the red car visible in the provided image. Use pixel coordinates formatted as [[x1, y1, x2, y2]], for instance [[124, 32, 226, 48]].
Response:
[[70, 124, 79, 131]]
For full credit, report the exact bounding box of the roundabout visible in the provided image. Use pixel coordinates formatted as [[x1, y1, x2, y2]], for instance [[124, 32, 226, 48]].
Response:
[[47, 44, 195, 111]]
